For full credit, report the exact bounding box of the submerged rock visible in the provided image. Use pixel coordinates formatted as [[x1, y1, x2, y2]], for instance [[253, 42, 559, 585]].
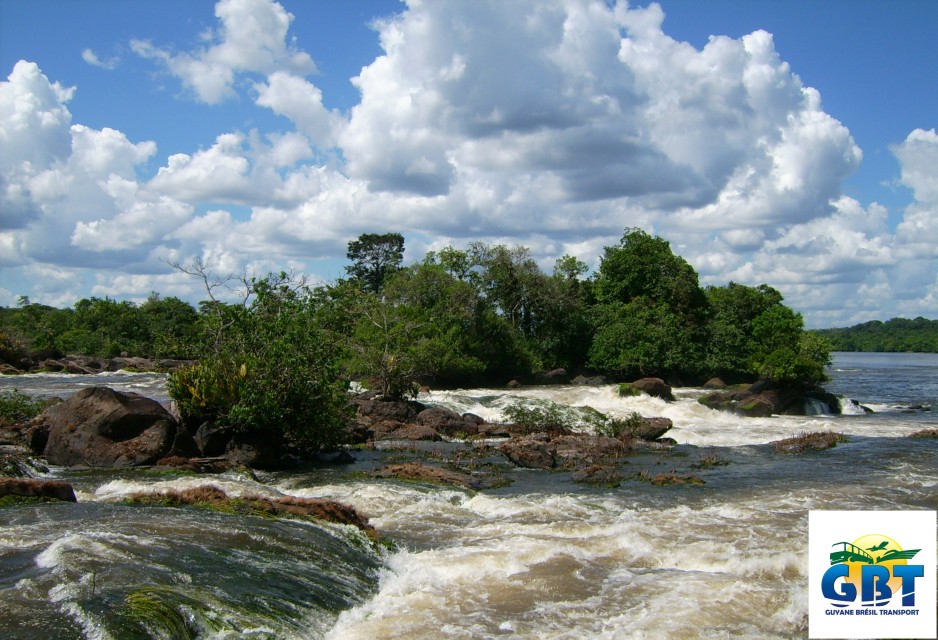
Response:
[[772, 431, 847, 454], [125, 486, 377, 539], [372, 462, 477, 489], [499, 433, 630, 470], [0, 477, 76, 502]]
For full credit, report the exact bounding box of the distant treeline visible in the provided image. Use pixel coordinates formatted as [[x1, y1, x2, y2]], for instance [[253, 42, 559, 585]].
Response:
[[817, 317, 938, 353], [0, 294, 199, 361]]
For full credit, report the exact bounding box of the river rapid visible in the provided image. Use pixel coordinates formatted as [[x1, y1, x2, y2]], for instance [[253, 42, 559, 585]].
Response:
[[1, 353, 936, 639]]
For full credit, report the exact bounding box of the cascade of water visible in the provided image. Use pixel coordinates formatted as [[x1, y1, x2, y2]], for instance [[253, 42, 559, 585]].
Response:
[[804, 397, 831, 415]]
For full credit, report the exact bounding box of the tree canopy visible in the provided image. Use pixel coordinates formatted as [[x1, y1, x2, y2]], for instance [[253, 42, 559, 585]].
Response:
[[345, 232, 405, 293]]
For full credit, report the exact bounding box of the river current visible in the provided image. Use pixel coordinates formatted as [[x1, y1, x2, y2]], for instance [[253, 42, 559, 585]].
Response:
[[1, 353, 936, 639]]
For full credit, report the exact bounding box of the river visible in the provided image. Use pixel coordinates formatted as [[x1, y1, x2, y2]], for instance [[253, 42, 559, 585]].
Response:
[[1, 353, 935, 639]]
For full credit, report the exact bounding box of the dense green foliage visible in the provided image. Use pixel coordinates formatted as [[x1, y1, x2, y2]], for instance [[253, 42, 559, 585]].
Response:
[[166, 273, 350, 452], [817, 317, 938, 352], [1, 229, 832, 452], [0, 294, 198, 360]]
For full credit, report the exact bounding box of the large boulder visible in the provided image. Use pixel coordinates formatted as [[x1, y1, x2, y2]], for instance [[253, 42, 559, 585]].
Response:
[[194, 421, 233, 456], [698, 379, 839, 417], [351, 392, 426, 423], [624, 416, 673, 441], [39, 386, 178, 467], [624, 377, 675, 401]]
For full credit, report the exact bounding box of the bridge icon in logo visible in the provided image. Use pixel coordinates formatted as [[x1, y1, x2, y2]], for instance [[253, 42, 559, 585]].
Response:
[[830, 539, 920, 566]]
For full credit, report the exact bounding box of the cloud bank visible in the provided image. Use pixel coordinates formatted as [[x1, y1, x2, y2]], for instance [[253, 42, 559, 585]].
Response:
[[0, 0, 934, 327]]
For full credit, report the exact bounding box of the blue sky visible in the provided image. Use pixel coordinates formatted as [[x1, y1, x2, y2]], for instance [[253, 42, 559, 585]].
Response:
[[1, 0, 936, 328]]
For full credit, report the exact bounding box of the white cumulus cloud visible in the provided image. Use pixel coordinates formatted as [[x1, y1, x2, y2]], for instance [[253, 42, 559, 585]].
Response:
[[131, 0, 315, 104]]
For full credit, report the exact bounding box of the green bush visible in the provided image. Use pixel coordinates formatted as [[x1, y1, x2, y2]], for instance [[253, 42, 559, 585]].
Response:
[[0, 389, 46, 423], [168, 273, 351, 453], [502, 400, 579, 434], [589, 410, 643, 439]]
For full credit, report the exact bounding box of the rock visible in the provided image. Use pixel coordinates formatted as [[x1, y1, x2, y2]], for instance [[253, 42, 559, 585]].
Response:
[[109, 356, 156, 371], [499, 432, 631, 470], [551, 434, 629, 467], [698, 379, 839, 417], [572, 375, 609, 386], [0, 420, 24, 447], [194, 421, 232, 456], [462, 413, 485, 425], [704, 378, 726, 389], [736, 396, 774, 417], [506, 380, 522, 389], [154, 359, 192, 371], [369, 419, 404, 439], [571, 464, 620, 485], [224, 431, 281, 469], [499, 434, 556, 469], [415, 406, 478, 436], [166, 421, 200, 459], [772, 431, 846, 454], [475, 423, 512, 438], [385, 424, 442, 441], [541, 368, 569, 384], [0, 363, 24, 375], [625, 417, 673, 441], [126, 486, 377, 539], [373, 462, 475, 488], [629, 378, 675, 401], [328, 450, 356, 464], [39, 386, 178, 467], [38, 358, 96, 374], [351, 392, 426, 422], [0, 477, 76, 502], [0, 444, 49, 477], [25, 422, 49, 454], [155, 456, 232, 473], [272, 495, 378, 539]]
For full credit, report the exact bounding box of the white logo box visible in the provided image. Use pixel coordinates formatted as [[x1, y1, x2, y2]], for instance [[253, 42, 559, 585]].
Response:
[[809, 510, 936, 639]]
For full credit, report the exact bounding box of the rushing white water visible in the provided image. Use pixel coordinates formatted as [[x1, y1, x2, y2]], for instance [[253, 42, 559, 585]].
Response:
[[1, 353, 936, 639], [418, 382, 931, 446]]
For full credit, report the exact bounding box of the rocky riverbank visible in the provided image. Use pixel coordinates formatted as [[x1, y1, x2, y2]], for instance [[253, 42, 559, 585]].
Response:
[[0, 354, 191, 375]]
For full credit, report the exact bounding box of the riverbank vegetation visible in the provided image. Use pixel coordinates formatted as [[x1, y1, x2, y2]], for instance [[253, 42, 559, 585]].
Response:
[[817, 317, 938, 352], [1, 229, 833, 452]]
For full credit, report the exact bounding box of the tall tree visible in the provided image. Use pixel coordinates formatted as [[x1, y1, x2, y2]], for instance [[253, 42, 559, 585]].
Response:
[[345, 232, 405, 293], [589, 229, 708, 379]]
